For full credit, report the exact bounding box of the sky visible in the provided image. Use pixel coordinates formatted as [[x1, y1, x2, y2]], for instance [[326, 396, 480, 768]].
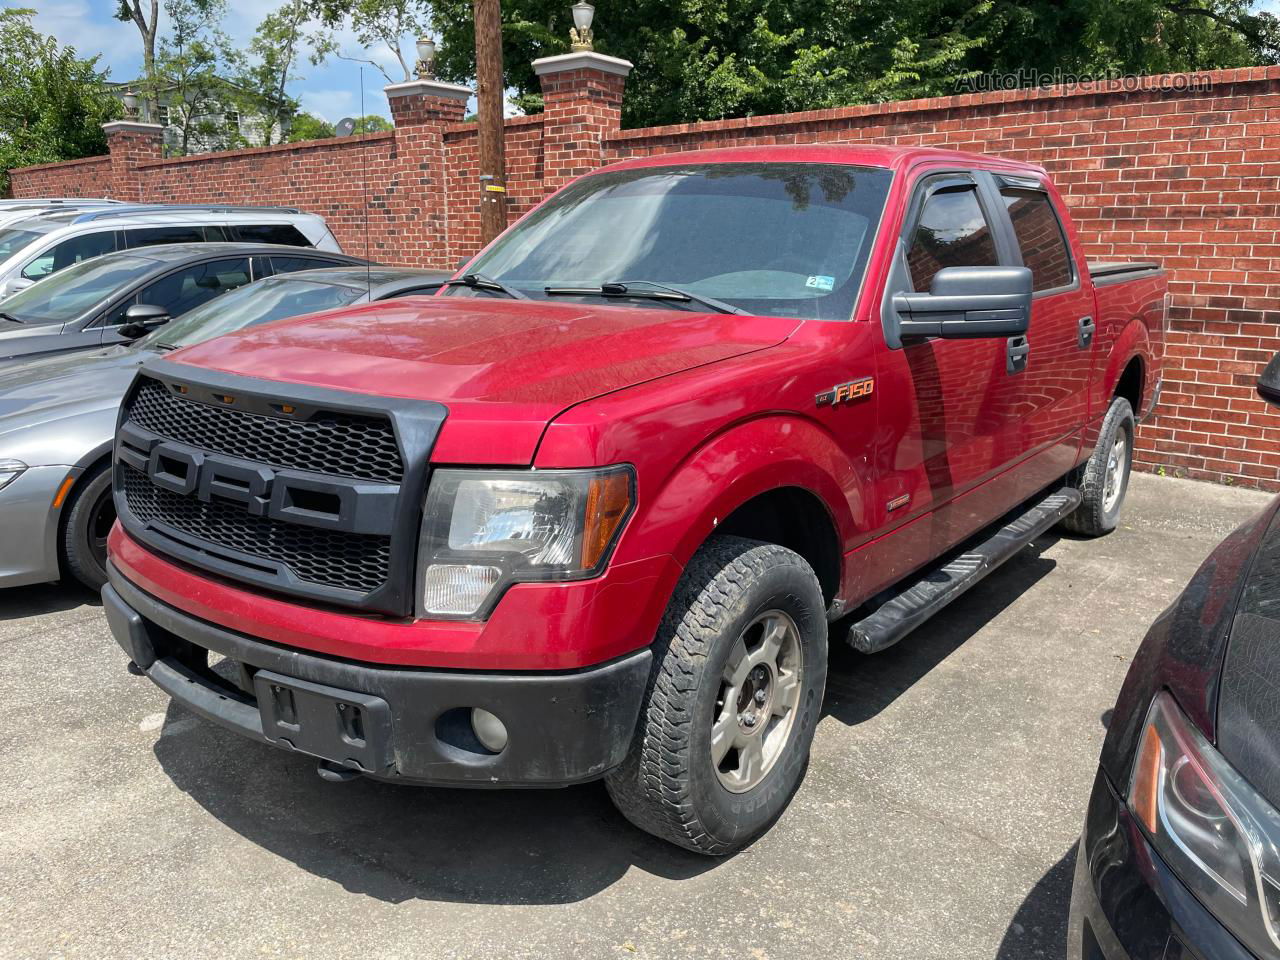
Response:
[[17, 0, 1280, 125], [21, 0, 406, 122]]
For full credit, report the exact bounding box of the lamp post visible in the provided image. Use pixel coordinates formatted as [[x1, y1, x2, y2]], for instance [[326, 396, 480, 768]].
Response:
[[570, 2, 594, 51], [415, 37, 437, 80], [122, 90, 140, 120]]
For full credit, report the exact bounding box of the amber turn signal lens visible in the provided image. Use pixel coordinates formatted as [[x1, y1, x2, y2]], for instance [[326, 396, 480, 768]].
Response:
[[51, 473, 78, 509], [581, 471, 631, 569], [1132, 721, 1164, 834]]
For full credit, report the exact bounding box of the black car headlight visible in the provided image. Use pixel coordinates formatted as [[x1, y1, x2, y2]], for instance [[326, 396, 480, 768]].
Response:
[[416, 466, 634, 619], [1129, 691, 1280, 958]]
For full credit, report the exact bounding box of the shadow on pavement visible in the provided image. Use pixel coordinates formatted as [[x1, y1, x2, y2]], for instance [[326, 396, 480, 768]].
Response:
[[996, 843, 1078, 959], [823, 537, 1059, 725], [0, 581, 97, 622], [153, 703, 718, 905]]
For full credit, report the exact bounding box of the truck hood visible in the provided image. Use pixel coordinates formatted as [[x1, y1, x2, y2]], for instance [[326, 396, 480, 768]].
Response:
[[168, 297, 799, 463]]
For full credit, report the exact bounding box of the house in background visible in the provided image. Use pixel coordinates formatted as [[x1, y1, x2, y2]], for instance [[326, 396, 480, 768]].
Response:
[[106, 79, 282, 155]]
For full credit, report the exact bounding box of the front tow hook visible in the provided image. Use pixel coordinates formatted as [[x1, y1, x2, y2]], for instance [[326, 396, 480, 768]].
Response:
[[316, 760, 362, 783]]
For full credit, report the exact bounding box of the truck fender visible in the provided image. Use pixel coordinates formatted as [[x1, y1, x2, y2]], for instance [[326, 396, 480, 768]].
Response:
[[1086, 318, 1152, 451], [619, 414, 868, 589]]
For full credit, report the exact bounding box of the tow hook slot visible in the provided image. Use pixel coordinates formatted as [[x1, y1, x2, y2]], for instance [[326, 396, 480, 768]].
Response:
[[316, 760, 361, 783]]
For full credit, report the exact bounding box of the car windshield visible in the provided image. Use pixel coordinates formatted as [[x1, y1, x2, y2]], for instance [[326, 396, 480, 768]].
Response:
[[0, 227, 46, 262], [140, 276, 365, 349], [0, 254, 153, 326], [457, 162, 894, 321]]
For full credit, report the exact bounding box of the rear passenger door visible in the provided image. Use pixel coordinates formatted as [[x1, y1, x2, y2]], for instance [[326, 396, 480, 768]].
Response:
[[123, 225, 212, 249], [994, 175, 1095, 487]]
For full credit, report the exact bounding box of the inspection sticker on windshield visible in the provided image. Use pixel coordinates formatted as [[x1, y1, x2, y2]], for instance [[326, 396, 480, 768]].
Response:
[[805, 275, 835, 292]]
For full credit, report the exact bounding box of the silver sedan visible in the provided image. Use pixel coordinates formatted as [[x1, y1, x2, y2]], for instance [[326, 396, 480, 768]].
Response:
[[0, 266, 447, 591]]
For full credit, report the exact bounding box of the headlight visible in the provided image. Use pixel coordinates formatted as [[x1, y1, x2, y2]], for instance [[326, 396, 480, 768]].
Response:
[[0, 459, 26, 493], [417, 466, 634, 618], [1129, 692, 1280, 958]]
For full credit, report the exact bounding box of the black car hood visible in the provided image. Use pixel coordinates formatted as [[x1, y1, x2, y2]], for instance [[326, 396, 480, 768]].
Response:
[[1216, 504, 1280, 810]]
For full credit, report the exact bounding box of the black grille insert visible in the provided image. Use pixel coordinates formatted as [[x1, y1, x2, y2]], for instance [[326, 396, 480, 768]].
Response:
[[127, 378, 403, 484], [121, 464, 392, 594]]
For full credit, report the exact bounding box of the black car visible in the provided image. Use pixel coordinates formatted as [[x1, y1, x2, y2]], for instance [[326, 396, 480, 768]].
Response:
[[0, 243, 365, 366], [1069, 354, 1280, 959]]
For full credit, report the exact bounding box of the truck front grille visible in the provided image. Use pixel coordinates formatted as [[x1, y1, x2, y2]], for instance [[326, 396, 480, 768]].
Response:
[[121, 464, 393, 594], [128, 377, 403, 484]]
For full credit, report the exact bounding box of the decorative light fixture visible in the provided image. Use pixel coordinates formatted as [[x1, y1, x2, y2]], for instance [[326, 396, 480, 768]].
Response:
[[415, 37, 437, 80], [122, 90, 139, 119], [569, 2, 595, 51]]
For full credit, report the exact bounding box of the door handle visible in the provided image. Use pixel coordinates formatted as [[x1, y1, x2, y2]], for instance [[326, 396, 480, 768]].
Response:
[[1006, 336, 1030, 375], [1077, 315, 1096, 349]]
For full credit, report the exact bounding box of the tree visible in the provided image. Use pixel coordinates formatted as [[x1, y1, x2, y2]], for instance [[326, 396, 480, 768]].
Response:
[[318, 0, 432, 83], [286, 111, 336, 141], [114, 0, 160, 118], [0, 9, 120, 193], [227, 0, 334, 146], [427, 0, 1279, 128], [150, 0, 235, 155], [353, 114, 393, 132]]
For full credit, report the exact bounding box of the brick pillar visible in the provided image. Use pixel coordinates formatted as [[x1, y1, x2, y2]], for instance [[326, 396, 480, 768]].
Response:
[[533, 52, 633, 194], [101, 121, 163, 201], [386, 79, 472, 269]]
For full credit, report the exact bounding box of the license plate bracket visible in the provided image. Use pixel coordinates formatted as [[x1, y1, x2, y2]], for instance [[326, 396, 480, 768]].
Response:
[[253, 670, 393, 774]]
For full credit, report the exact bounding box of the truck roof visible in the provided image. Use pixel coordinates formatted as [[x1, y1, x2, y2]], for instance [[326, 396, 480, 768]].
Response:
[[603, 143, 1048, 177]]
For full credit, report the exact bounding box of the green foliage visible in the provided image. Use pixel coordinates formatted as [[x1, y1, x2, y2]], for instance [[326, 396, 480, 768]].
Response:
[[149, 0, 236, 155], [0, 8, 120, 192], [286, 111, 336, 141], [352, 114, 393, 132], [428, 0, 1280, 128], [317, 0, 432, 83]]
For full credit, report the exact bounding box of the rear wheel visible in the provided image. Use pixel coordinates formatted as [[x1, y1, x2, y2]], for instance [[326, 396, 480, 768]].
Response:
[[1061, 396, 1135, 537], [62, 464, 114, 591], [605, 536, 828, 855]]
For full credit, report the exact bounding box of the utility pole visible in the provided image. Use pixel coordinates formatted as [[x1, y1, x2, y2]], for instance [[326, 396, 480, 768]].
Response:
[[473, 0, 508, 244]]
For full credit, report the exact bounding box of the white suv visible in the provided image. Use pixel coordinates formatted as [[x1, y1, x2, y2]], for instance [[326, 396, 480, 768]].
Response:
[[0, 205, 341, 297]]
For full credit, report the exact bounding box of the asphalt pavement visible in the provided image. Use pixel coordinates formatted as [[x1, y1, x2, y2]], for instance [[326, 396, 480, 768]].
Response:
[[1, 472, 1273, 960]]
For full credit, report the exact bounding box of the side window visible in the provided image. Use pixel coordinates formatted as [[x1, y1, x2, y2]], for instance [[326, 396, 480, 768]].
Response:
[[137, 258, 252, 317], [124, 225, 207, 249], [233, 224, 311, 247], [1000, 188, 1074, 291], [906, 184, 999, 292], [21, 231, 118, 281], [269, 255, 334, 275]]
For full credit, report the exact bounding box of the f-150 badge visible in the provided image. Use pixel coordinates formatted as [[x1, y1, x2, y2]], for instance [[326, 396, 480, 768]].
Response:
[[816, 377, 875, 407]]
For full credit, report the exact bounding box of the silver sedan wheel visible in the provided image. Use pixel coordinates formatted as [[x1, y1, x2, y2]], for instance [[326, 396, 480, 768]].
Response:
[[1102, 432, 1128, 514], [711, 610, 805, 794]]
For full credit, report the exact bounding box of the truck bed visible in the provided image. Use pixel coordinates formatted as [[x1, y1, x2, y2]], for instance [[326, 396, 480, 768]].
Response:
[[1088, 261, 1164, 287]]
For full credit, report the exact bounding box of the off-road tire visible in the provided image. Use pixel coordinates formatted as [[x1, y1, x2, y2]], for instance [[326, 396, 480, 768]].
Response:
[[605, 535, 828, 855], [62, 464, 114, 591], [1060, 396, 1135, 537]]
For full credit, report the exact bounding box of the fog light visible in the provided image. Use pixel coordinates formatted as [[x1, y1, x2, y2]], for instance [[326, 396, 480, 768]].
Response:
[[471, 708, 508, 753], [422, 564, 501, 616]]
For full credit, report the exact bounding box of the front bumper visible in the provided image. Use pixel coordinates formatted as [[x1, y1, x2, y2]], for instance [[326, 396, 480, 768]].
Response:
[[0, 464, 73, 588], [104, 564, 652, 787], [1068, 767, 1257, 960]]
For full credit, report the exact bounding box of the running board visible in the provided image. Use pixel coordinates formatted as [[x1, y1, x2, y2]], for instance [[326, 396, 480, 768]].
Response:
[[844, 489, 1082, 655]]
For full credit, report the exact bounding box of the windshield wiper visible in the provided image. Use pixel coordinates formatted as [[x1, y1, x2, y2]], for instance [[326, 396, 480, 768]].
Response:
[[153, 342, 179, 352], [444, 273, 529, 300], [0, 312, 24, 324], [542, 279, 747, 316]]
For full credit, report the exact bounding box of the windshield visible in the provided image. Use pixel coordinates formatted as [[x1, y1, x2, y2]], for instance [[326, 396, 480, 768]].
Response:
[[0, 254, 152, 326], [458, 162, 893, 321], [140, 276, 365, 349], [0, 227, 46, 263]]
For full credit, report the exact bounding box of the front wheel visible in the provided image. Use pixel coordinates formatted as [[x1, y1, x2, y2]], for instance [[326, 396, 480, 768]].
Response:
[[605, 536, 828, 855], [62, 464, 115, 591], [1061, 396, 1135, 537]]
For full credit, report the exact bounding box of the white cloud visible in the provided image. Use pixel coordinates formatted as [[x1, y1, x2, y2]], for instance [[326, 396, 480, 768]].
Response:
[[27, 0, 141, 79]]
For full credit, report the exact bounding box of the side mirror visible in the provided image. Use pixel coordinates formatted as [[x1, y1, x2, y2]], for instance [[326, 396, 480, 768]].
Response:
[[117, 303, 171, 340], [892, 266, 1033, 341], [1259, 353, 1280, 408]]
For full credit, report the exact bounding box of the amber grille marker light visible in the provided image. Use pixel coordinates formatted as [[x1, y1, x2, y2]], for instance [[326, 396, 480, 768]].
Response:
[[1132, 722, 1164, 833], [581, 472, 631, 569]]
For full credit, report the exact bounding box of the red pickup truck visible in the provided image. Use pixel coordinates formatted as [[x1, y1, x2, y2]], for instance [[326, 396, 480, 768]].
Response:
[[104, 145, 1166, 855]]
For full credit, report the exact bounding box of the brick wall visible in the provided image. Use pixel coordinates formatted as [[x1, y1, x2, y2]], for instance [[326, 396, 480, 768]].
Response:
[[8, 64, 1280, 488], [11, 155, 112, 197]]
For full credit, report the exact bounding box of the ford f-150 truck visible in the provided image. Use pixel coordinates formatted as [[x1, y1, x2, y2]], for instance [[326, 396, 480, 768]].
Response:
[[103, 145, 1166, 855]]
